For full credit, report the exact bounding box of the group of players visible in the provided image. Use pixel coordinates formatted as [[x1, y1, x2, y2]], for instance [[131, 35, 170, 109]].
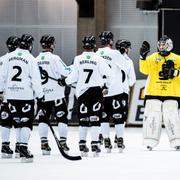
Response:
[[0, 31, 136, 162], [1, 31, 179, 163]]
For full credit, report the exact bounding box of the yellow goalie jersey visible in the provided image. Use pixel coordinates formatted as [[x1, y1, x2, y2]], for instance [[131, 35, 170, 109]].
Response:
[[139, 52, 180, 97]]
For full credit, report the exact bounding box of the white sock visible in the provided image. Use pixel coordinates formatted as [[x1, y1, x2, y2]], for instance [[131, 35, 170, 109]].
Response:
[[91, 126, 99, 142], [39, 122, 49, 138], [1, 127, 10, 142], [101, 122, 110, 138], [58, 122, 68, 138], [15, 128, 21, 143], [115, 124, 125, 138], [79, 126, 88, 141], [20, 127, 31, 144]]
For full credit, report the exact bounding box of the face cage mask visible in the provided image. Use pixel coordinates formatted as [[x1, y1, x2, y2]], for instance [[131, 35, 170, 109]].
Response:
[[157, 38, 173, 56]]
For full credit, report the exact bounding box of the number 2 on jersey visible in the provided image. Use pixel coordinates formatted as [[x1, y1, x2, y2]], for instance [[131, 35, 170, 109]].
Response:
[[11, 66, 22, 81]]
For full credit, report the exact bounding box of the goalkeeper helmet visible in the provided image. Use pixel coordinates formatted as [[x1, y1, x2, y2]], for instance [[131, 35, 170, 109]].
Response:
[[6, 36, 20, 52], [19, 34, 34, 52], [82, 36, 96, 49], [40, 34, 55, 50], [99, 31, 114, 45], [157, 35, 173, 56]]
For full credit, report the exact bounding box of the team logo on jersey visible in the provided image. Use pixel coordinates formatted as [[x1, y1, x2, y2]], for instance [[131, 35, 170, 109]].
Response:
[[155, 57, 161, 62], [1, 111, 9, 119], [21, 117, 29, 122], [93, 102, 101, 111], [86, 55, 91, 59], [18, 52, 22, 56], [41, 56, 45, 60], [9, 104, 17, 113], [13, 117, 21, 123], [100, 51, 104, 55], [22, 104, 31, 112], [112, 100, 120, 109], [80, 104, 87, 114], [55, 99, 63, 106], [112, 113, 122, 119], [56, 111, 65, 117], [90, 116, 99, 122], [102, 112, 107, 118]]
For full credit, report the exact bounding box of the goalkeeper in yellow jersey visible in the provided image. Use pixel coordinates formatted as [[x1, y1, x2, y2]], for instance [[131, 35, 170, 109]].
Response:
[[139, 35, 180, 150]]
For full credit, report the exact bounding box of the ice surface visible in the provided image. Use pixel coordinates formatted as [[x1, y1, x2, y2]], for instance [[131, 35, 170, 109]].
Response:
[[0, 126, 179, 180]]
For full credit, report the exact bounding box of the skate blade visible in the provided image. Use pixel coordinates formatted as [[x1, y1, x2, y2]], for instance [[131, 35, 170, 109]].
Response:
[[15, 153, 20, 158], [21, 157, 33, 163], [42, 150, 51, 155], [147, 146, 153, 151], [81, 152, 88, 157], [1, 153, 13, 159]]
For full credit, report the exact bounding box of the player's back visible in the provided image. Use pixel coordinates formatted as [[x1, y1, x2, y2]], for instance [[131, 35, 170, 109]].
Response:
[[1, 48, 40, 100], [70, 51, 111, 97], [36, 52, 70, 100], [96, 47, 124, 96]]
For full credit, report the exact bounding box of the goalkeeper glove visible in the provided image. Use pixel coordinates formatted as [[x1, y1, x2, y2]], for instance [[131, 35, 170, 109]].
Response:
[[140, 41, 150, 60]]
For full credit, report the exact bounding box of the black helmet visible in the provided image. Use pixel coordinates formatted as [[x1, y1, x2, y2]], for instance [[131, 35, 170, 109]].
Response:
[[157, 35, 173, 56], [99, 31, 114, 45], [6, 36, 20, 52], [19, 34, 34, 51], [115, 39, 131, 54], [40, 34, 55, 49], [82, 36, 96, 49]]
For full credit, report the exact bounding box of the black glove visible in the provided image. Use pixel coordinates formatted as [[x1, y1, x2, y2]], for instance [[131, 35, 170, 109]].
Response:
[[36, 95, 45, 108], [140, 41, 150, 60], [58, 78, 66, 86], [0, 91, 3, 105], [159, 60, 179, 80]]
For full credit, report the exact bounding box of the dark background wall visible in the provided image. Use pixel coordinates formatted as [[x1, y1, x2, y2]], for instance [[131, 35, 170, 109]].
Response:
[[158, 8, 180, 54]]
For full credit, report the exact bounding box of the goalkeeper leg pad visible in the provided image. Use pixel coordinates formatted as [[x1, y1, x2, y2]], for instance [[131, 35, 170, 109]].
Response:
[[163, 100, 180, 148], [143, 99, 162, 148]]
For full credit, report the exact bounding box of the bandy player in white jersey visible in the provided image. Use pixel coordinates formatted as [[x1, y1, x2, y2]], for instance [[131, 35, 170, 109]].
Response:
[[114, 39, 136, 146], [0, 36, 21, 159], [0, 34, 44, 163], [96, 31, 127, 153], [36, 34, 71, 155], [58, 36, 114, 157]]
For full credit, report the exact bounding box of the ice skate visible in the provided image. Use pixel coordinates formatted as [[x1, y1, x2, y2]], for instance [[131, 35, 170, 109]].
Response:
[[15, 142, 21, 158], [117, 137, 125, 153], [59, 137, 70, 153], [147, 146, 153, 151], [1, 142, 13, 158], [98, 134, 104, 145], [20, 145, 33, 163], [114, 135, 118, 148], [41, 139, 51, 155], [79, 140, 89, 157], [175, 146, 180, 151], [104, 138, 112, 153], [91, 141, 101, 157]]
